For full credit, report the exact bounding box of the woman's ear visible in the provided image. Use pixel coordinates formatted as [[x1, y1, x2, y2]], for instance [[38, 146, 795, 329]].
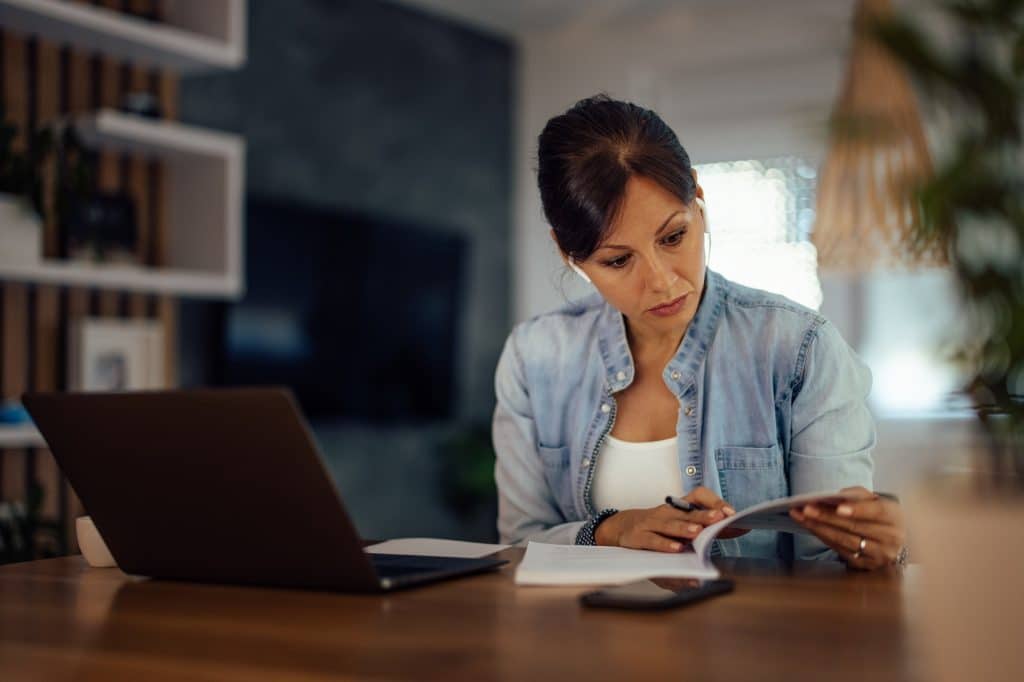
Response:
[[551, 229, 593, 284], [693, 180, 709, 234]]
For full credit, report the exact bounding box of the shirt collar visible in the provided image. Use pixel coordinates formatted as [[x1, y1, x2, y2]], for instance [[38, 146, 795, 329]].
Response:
[[597, 270, 726, 395]]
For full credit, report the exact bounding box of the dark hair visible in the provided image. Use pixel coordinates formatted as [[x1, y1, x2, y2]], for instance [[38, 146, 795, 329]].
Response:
[[537, 94, 697, 261]]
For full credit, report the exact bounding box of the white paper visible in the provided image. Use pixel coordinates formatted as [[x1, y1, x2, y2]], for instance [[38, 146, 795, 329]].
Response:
[[514, 542, 720, 586], [365, 538, 510, 559], [515, 490, 861, 586], [692, 490, 855, 558]]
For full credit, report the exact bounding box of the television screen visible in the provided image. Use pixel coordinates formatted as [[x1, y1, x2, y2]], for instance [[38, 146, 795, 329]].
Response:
[[217, 197, 466, 422]]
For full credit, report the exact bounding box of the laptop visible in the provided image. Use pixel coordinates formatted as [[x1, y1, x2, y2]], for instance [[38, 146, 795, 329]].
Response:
[[21, 387, 507, 593]]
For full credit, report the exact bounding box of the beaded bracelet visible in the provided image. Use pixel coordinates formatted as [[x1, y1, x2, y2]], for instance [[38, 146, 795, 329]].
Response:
[[575, 508, 619, 546]]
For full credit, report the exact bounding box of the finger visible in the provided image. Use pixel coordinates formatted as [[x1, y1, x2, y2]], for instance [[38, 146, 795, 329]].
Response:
[[793, 512, 899, 565], [634, 531, 686, 553], [687, 486, 737, 516], [801, 506, 904, 548], [795, 517, 861, 555], [843, 553, 875, 571], [844, 548, 889, 571], [791, 508, 844, 547], [656, 504, 725, 526], [799, 518, 897, 566], [834, 498, 900, 524], [691, 508, 726, 525], [799, 521, 855, 559], [650, 517, 704, 540]]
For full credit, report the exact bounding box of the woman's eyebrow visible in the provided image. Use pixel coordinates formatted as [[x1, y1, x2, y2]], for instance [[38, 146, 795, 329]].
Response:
[[597, 211, 684, 251]]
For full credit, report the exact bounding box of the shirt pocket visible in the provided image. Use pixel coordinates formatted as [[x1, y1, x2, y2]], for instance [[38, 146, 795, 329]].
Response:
[[537, 445, 573, 520], [714, 444, 787, 512]]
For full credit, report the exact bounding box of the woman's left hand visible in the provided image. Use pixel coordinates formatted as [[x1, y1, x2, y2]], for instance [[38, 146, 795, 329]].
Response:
[[788, 486, 906, 571]]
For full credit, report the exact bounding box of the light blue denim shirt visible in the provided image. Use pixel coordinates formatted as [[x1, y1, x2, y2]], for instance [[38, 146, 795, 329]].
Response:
[[492, 270, 875, 560]]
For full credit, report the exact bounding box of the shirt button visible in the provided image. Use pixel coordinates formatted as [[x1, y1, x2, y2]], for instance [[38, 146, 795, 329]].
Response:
[[684, 406, 693, 417], [601, 403, 611, 413], [685, 465, 697, 477], [670, 370, 681, 380], [616, 371, 626, 381], [582, 457, 591, 468]]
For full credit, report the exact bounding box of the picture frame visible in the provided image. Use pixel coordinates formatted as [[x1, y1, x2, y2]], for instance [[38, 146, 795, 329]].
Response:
[[69, 318, 166, 392]]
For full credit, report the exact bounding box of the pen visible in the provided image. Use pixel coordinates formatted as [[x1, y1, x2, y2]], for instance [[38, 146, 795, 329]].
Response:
[[665, 495, 707, 512]]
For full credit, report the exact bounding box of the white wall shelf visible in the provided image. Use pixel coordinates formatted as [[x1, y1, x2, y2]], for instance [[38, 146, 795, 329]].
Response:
[[0, 110, 245, 299], [0, 424, 45, 449], [0, 0, 245, 74], [0, 261, 237, 298]]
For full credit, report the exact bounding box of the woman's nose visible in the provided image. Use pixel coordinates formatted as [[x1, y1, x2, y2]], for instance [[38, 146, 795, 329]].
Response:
[[645, 255, 679, 293]]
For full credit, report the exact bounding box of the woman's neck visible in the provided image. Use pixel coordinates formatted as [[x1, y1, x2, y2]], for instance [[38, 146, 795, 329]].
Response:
[[625, 320, 689, 371]]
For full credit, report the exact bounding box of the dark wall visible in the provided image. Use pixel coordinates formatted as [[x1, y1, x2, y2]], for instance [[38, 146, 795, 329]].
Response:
[[177, 0, 514, 541]]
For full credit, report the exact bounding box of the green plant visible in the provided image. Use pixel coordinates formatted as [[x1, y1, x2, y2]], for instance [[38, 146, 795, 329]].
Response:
[[869, 0, 1024, 486], [0, 105, 92, 222], [0, 107, 53, 216], [438, 425, 498, 517], [0, 481, 62, 565]]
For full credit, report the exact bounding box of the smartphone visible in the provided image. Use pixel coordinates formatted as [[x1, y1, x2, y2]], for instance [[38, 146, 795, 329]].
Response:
[[579, 578, 734, 611]]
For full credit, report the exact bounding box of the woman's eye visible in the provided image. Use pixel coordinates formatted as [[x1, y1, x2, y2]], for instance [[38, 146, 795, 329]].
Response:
[[604, 255, 631, 269], [662, 229, 687, 246]]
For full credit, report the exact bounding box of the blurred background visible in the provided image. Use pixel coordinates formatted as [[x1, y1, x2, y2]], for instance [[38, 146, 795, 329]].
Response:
[[0, 0, 983, 560]]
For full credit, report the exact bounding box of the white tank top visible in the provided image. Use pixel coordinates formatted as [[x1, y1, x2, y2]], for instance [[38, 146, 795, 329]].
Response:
[[591, 434, 685, 511]]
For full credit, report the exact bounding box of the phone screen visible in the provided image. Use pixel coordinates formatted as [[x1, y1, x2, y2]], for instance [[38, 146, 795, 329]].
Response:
[[595, 578, 712, 603], [602, 577, 708, 598], [580, 577, 734, 610]]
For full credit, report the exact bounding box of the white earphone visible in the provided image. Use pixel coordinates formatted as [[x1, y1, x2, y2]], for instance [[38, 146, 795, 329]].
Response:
[[568, 197, 709, 283], [568, 258, 592, 283]]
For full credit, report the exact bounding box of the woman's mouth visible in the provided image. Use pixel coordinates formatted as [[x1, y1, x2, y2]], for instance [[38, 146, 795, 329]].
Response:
[[647, 293, 690, 317]]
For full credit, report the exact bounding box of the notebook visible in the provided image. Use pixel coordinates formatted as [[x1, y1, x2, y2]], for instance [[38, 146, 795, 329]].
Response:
[[515, 490, 864, 586]]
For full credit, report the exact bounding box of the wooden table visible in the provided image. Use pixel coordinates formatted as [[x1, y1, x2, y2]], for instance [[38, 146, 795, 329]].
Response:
[[0, 549, 919, 681]]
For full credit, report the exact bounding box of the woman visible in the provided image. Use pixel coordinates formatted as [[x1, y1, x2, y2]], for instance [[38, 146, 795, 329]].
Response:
[[493, 95, 907, 570]]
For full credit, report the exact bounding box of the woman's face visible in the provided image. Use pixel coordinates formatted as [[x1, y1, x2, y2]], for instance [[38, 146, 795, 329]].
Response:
[[571, 174, 707, 341]]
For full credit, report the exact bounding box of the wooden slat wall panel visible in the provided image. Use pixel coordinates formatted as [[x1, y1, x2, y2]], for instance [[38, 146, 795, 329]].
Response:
[[155, 72, 178, 387], [2, 0, 182, 555], [1, 32, 31, 520], [95, 6, 123, 319], [62, 37, 93, 552], [63, 38, 92, 552], [128, 66, 152, 319], [33, 38, 62, 531], [0, 290, 28, 507]]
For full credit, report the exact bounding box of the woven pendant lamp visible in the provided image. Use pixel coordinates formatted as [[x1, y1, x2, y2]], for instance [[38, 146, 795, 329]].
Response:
[[813, 0, 942, 270]]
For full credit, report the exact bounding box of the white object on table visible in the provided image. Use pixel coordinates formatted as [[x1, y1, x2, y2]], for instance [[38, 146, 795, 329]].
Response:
[[365, 538, 510, 559], [515, 542, 720, 586], [516, 490, 864, 586], [76, 515, 117, 568]]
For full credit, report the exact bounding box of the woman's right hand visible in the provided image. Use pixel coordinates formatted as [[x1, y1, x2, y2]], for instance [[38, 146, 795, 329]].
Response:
[[594, 486, 745, 552]]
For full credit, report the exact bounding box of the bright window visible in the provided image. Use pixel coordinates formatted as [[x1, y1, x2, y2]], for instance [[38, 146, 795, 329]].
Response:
[[695, 157, 965, 416], [695, 157, 822, 309]]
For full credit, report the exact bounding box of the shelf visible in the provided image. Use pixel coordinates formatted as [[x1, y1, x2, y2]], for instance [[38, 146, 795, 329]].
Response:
[[0, 424, 45, 449], [75, 109, 242, 160], [0, 0, 246, 74], [0, 110, 245, 299], [0, 261, 240, 298]]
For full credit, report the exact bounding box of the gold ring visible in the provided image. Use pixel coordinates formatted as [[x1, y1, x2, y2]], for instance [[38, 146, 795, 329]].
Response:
[[851, 536, 867, 560]]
